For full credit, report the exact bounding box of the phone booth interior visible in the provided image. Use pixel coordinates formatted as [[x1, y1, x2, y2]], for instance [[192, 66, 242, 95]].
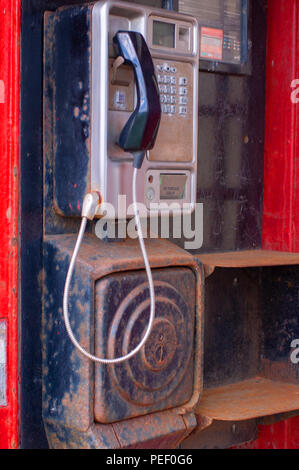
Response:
[[16, 0, 299, 449]]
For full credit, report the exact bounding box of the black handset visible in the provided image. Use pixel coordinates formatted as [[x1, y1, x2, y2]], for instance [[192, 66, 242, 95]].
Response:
[[113, 31, 161, 168]]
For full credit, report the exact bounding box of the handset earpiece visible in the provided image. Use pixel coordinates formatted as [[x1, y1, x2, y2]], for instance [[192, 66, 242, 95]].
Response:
[[113, 31, 161, 168]]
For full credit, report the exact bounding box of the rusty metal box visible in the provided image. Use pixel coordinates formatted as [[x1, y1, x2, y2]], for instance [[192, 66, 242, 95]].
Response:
[[94, 267, 196, 423], [42, 235, 203, 448]]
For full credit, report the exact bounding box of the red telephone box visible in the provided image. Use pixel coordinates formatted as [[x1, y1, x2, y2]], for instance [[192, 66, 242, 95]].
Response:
[[0, 0, 298, 449]]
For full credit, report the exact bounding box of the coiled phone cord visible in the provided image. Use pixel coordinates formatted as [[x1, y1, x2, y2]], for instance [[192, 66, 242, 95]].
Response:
[[63, 168, 155, 364]]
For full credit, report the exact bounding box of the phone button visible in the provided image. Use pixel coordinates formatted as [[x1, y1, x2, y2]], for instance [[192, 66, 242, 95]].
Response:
[[179, 106, 187, 115], [146, 187, 155, 201], [179, 77, 188, 85]]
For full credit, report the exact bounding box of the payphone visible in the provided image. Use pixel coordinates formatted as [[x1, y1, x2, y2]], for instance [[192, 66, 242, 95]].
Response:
[[53, 1, 199, 217], [42, 0, 202, 449]]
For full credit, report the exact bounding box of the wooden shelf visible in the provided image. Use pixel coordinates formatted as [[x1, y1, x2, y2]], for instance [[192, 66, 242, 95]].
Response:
[[197, 250, 299, 273], [195, 377, 299, 421]]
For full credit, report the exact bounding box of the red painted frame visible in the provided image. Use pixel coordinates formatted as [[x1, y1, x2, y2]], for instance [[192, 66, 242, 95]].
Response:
[[244, 0, 299, 449], [235, 416, 299, 449], [263, 0, 299, 252], [0, 0, 21, 449]]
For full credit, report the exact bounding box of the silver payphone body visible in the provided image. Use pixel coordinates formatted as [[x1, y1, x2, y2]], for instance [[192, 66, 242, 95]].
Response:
[[53, 1, 199, 218]]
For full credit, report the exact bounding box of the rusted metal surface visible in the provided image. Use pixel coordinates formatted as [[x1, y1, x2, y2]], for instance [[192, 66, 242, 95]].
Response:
[[187, 261, 299, 444], [42, 234, 203, 448], [44, 409, 196, 449], [43, 12, 89, 239], [196, 250, 299, 277], [94, 268, 195, 423], [195, 377, 299, 421], [52, 4, 92, 218], [181, 418, 258, 450], [260, 359, 299, 385], [112, 410, 197, 449]]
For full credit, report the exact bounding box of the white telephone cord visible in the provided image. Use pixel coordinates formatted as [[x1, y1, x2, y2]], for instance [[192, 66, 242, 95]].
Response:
[[63, 168, 155, 364]]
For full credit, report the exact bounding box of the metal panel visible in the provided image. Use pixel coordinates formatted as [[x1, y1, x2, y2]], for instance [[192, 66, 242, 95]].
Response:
[[42, 234, 203, 448], [53, 4, 92, 217], [94, 268, 196, 423]]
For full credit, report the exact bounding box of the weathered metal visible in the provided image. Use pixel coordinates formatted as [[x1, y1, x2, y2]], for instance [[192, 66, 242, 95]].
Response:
[[181, 418, 258, 450], [197, 250, 299, 276], [94, 268, 196, 423], [52, 4, 92, 218], [195, 377, 299, 421], [44, 409, 197, 449], [42, 235, 204, 448], [42, 5, 204, 448], [184, 258, 299, 447]]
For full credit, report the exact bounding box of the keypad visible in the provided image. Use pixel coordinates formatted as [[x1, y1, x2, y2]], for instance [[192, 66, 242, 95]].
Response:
[[179, 96, 188, 105], [156, 63, 189, 117]]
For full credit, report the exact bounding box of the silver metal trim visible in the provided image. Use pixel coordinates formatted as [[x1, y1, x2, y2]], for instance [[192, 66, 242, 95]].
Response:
[[91, 0, 199, 218]]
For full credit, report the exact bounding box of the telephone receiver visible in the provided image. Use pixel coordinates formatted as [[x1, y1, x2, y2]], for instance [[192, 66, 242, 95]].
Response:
[[113, 31, 162, 168]]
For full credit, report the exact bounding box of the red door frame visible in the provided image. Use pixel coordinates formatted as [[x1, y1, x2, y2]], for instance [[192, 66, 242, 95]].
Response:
[[241, 0, 299, 449], [0, 0, 21, 449], [263, 0, 299, 252], [235, 416, 299, 449]]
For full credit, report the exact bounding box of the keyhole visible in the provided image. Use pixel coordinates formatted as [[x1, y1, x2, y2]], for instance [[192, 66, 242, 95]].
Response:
[[155, 345, 167, 363]]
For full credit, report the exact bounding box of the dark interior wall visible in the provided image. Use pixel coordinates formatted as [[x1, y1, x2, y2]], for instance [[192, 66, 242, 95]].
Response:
[[196, 0, 267, 253], [203, 264, 299, 390], [260, 266, 299, 384], [203, 267, 262, 389]]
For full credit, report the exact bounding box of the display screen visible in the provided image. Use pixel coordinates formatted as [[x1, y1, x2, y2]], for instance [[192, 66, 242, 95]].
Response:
[[179, 0, 244, 65], [153, 21, 175, 48], [200, 27, 223, 60], [160, 174, 187, 200]]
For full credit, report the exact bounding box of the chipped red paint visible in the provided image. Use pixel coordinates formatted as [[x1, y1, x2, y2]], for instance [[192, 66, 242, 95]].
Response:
[[0, 0, 20, 449], [263, 0, 299, 252], [234, 416, 299, 449]]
